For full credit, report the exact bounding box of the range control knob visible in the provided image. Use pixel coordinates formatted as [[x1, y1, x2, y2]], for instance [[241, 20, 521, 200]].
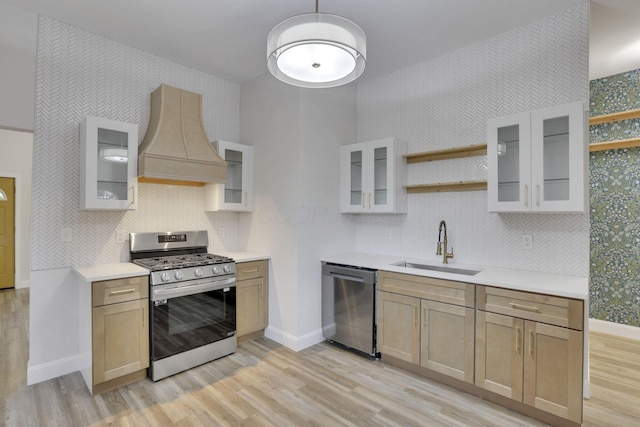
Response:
[[223, 265, 231, 274], [213, 266, 221, 275], [174, 271, 184, 281], [161, 272, 170, 282], [194, 268, 203, 277]]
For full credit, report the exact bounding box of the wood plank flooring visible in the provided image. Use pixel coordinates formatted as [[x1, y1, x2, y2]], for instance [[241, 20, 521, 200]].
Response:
[[2, 288, 640, 426]]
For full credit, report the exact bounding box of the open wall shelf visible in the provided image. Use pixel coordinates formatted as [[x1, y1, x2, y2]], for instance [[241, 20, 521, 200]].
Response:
[[405, 181, 487, 194], [404, 144, 487, 163], [590, 109, 640, 152]]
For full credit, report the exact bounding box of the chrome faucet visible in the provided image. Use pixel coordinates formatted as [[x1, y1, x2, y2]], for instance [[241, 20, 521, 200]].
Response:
[[436, 220, 454, 264]]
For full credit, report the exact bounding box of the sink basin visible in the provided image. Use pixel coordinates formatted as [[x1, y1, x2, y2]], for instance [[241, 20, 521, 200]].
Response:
[[392, 261, 480, 276]]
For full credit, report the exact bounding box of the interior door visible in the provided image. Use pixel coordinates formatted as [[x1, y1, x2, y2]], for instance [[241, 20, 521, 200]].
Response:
[[0, 177, 15, 289]]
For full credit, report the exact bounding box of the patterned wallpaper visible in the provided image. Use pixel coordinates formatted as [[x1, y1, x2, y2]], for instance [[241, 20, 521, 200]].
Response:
[[32, 17, 241, 271], [590, 69, 640, 326], [353, 3, 590, 276]]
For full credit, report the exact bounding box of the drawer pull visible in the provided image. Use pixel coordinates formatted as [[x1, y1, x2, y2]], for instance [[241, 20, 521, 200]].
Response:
[[241, 268, 259, 274], [109, 288, 136, 296], [509, 302, 540, 313]]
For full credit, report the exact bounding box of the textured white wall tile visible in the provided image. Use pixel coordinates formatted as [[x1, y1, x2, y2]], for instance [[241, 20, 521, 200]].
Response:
[[354, 4, 589, 276], [32, 17, 240, 270]]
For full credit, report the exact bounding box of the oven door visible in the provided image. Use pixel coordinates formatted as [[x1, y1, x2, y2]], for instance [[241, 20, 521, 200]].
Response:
[[150, 276, 236, 362]]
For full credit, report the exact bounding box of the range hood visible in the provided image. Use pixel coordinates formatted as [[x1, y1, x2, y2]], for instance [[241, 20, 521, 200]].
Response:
[[138, 84, 227, 185]]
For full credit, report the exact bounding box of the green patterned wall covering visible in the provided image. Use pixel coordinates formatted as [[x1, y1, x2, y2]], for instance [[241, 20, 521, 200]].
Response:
[[590, 69, 640, 326]]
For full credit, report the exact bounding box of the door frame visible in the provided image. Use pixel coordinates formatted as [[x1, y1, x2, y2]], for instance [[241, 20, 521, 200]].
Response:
[[0, 173, 23, 288]]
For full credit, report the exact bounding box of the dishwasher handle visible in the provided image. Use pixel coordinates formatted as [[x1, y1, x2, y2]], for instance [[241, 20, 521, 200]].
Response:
[[328, 272, 365, 283], [322, 263, 377, 285]]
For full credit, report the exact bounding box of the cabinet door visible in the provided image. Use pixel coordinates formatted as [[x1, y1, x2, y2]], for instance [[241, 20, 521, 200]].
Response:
[[487, 112, 531, 212], [340, 142, 368, 213], [236, 277, 266, 336], [377, 291, 420, 364], [92, 299, 149, 384], [420, 300, 474, 383], [530, 102, 585, 212], [475, 311, 524, 401], [80, 116, 138, 211], [205, 141, 254, 212], [523, 321, 583, 423]]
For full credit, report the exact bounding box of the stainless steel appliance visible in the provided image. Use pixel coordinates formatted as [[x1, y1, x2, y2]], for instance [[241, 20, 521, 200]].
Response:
[[321, 262, 379, 357], [130, 230, 236, 381]]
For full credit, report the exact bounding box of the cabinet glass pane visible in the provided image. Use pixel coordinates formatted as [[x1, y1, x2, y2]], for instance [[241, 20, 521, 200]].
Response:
[[350, 151, 363, 206], [224, 149, 243, 204], [97, 128, 128, 201], [497, 125, 520, 202], [374, 147, 387, 205], [542, 116, 570, 201]]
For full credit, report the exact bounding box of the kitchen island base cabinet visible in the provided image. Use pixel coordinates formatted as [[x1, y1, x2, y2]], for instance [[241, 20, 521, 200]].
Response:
[[236, 260, 269, 341]]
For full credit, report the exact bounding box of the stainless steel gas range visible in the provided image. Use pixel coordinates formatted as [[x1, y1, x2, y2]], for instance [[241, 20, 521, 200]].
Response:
[[130, 230, 236, 381]]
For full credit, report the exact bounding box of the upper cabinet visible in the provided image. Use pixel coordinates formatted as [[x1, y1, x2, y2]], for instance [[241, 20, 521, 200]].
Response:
[[80, 116, 138, 211], [340, 138, 408, 214], [487, 102, 586, 213], [204, 141, 254, 212]]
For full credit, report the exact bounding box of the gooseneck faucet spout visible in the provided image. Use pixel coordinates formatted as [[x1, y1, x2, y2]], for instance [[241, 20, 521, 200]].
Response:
[[436, 220, 454, 264]]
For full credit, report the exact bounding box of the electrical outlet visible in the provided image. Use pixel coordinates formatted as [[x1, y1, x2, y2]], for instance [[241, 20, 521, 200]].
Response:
[[116, 229, 127, 243], [385, 229, 392, 240], [521, 234, 533, 250], [61, 228, 72, 242]]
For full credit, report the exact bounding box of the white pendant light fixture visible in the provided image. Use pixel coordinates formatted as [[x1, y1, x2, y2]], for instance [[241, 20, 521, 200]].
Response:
[[100, 147, 128, 163], [267, 0, 366, 88]]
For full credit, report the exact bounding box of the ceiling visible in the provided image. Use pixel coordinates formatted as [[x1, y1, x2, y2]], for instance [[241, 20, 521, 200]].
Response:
[[2, 0, 638, 83]]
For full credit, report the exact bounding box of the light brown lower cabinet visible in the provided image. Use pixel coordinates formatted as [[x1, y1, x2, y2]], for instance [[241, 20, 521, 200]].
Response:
[[236, 260, 269, 338], [475, 310, 583, 423], [377, 291, 420, 363], [81, 275, 150, 395], [420, 299, 474, 383]]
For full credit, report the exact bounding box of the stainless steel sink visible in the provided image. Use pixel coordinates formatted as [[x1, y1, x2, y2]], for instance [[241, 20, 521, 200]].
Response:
[[392, 261, 480, 276]]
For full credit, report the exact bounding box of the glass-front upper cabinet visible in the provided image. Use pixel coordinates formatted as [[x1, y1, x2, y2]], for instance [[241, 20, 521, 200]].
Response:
[[80, 116, 138, 210], [340, 138, 407, 214], [204, 141, 253, 212], [487, 102, 586, 213]]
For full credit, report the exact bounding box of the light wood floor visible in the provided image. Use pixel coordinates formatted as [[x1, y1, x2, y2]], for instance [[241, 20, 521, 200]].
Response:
[[2, 288, 640, 426]]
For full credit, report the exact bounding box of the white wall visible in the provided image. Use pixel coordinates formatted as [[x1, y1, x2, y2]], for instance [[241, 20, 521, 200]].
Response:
[[0, 128, 33, 287], [28, 17, 242, 384], [353, 3, 590, 277], [0, 3, 37, 131], [239, 74, 356, 349]]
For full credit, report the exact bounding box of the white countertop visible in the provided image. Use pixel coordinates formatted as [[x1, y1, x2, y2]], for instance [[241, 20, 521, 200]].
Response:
[[73, 263, 150, 282], [220, 252, 270, 263], [322, 252, 588, 300]]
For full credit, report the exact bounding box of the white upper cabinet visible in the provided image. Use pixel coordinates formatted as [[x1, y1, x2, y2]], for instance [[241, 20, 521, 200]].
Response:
[[204, 140, 254, 212], [340, 138, 407, 214], [80, 116, 138, 211], [487, 102, 586, 213]]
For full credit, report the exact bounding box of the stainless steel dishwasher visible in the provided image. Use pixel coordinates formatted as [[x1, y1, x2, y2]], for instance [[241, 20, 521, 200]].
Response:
[[321, 262, 379, 357]]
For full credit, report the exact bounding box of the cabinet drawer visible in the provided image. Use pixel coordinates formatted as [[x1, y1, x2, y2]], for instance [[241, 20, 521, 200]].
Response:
[[236, 260, 267, 281], [378, 271, 474, 308], [477, 286, 583, 330], [92, 276, 149, 307]]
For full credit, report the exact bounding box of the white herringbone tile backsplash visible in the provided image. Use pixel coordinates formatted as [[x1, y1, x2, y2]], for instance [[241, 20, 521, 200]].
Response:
[[354, 3, 590, 276], [32, 17, 241, 270]]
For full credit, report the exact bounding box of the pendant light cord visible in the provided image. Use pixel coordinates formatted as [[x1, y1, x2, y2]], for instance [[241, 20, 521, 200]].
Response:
[[316, 0, 319, 13]]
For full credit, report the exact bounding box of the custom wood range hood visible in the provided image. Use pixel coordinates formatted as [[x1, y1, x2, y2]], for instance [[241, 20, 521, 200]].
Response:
[[138, 84, 227, 186]]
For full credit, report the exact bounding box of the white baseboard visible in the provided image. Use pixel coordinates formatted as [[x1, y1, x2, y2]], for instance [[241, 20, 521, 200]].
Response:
[[264, 326, 324, 352], [17, 279, 30, 289], [589, 318, 640, 341], [27, 354, 83, 385]]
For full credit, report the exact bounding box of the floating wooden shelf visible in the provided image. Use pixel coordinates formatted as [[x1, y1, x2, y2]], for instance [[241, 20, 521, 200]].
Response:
[[589, 138, 640, 152], [404, 144, 487, 163], [589, 108, 640, 126], [138, 177, 205, 187], [405, 180, 487, 194]]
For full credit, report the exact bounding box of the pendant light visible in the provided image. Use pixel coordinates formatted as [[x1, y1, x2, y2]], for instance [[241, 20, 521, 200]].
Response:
[[267, 0, 366, 88]]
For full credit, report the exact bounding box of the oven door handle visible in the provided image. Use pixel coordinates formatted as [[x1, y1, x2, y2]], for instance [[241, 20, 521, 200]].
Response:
[[151, 277, 236, 301]]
